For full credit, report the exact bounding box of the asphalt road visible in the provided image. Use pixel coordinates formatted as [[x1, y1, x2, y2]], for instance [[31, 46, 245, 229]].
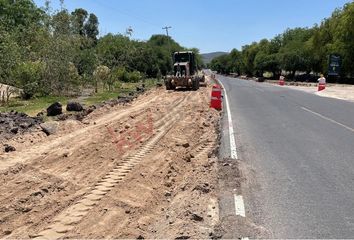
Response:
[[218, 75, 354, 238]]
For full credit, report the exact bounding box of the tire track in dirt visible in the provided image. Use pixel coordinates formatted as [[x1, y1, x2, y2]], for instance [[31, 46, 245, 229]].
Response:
[[0, 90, 186, 238], [0, 94, 162, 171], [31, 93, 192, 239], [64, 88, 220, 239], [1, 85, 221, 239]]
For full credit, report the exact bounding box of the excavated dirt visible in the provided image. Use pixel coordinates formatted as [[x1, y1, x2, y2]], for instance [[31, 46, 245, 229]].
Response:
[[0, 83, 221, 239], [0, 111, 42, 145]]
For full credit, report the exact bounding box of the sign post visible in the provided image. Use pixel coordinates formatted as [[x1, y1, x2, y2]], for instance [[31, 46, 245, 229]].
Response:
[[328, 54, 341, 82]]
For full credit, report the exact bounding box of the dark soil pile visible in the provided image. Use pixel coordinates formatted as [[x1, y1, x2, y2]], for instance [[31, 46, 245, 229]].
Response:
[[0, 111, 43, 141]]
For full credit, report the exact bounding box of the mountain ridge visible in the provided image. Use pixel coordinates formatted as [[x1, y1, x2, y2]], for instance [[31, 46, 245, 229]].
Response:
[[201, 51, 228, 64]]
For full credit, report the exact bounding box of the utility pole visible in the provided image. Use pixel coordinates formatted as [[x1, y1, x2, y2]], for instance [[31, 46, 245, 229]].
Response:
[[162, 26, 171, 38], [162, 26, 173, 73]]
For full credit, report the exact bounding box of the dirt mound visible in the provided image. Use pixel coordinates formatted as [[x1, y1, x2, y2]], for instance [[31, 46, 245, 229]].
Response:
[[0, 111, 43, 142], [0, 84, 221, 238]]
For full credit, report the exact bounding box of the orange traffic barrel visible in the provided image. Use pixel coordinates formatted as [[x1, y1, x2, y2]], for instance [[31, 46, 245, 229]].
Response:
[[211, 84, 222, 98], [318, 83, 326, 91], [210, 96, 222, 110]]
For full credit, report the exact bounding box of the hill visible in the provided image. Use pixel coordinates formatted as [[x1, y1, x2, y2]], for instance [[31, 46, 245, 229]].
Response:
[[201, 52, 228, 64]]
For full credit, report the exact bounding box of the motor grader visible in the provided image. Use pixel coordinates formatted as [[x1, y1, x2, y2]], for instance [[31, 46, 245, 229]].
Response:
[[165, 51, 204, 90]]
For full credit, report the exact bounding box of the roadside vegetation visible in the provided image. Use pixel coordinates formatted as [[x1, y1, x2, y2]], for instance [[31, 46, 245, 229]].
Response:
[[0, 0, 202, 107], [209, 2, 354, 83], [0, 79, 160, 116]]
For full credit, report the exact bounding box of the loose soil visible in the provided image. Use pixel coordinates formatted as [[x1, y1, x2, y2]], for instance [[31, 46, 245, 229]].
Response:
[[0, 83, 221, 239]]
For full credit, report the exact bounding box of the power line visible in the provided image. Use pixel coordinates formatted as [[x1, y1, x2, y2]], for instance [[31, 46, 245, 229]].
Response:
[[162, 26, 172, 37], [163, 26, 173, 71], [91, 1, 162, 30]]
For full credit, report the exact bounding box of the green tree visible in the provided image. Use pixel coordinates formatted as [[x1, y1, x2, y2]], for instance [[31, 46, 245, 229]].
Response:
[[0, 0, 44, 31], [84, 13, 99, 44], [0, 31, 21, 85], [13, 61, 44, 99], [241, 42, 259, 76], [71, 8, 88, 36]]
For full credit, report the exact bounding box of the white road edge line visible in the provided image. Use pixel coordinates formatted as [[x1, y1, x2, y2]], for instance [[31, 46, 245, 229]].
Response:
[[301, 107, 354, 133], [218, 78, 238, 159], [234, 194, 246, 217], [218, 77, 246, 220]]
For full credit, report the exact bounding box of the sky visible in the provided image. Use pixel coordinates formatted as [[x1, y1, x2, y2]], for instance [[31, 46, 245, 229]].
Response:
[[33, 0, 351, 53]]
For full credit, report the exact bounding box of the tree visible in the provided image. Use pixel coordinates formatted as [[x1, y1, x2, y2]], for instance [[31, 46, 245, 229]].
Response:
[[0, 0, 44, 31], [13, 61, 44, 99], [209, 54, 230, 74], [241, 43, 259, 76], [188, 47, 203, 69], [0, 31, 21, 85], [147, 34, 185, 75], [52, 10, 72, 36], [75, 49, 98, 76], [84, 13, 99, 44], [71, 8, 88, 36], [93, 65, 110, 92]]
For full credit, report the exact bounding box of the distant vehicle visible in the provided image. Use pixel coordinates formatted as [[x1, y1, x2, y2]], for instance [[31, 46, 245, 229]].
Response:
[[165, 51, 204, 90]]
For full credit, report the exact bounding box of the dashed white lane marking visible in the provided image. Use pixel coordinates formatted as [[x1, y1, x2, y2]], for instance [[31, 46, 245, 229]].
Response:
[[234, 194, 246, 217], [301, 107, 354, 133], [218, 79, 238, 159]]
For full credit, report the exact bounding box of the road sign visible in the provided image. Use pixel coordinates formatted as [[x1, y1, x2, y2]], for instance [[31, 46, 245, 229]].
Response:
[[328, 54, 341, 76]]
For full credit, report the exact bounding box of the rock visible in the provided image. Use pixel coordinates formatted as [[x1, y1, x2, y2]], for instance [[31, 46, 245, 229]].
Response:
[[4, 145, 16, 152], [19, 123, 31, 129], [3, 230, 12, 235], [10, 127, 18, 134], [137, 235, 144, 240], [136, 86, 145, 92], [117, 95, 134, 104], [165, 191, 172, 197], [36, 110, 46, 117], [125, 123, 131, 129], [184, 155, 192, 162], [66, 102, 84, 112], [175, 236, 190, 239], [182, 142, 190, 148], [190, 212, 204, 222], [40, 122, 59, 135], [47, 102, 62, 116], [193, 183, 211, 193]]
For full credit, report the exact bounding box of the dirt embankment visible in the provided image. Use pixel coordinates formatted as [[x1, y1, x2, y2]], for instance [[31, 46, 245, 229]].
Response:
[[0, 83, 221, 239]]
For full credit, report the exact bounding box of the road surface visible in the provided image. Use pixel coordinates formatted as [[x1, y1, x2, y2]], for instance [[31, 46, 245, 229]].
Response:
[[218, 75, 354, 238]]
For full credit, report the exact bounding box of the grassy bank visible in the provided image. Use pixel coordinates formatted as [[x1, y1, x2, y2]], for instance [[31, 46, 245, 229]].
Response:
[[0, 79, 159, 116]]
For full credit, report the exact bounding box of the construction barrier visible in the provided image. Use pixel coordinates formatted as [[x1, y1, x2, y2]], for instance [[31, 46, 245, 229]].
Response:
[[210, 84, 222, 110], [211, 84, 222, 98], [318, 83, 326, 91]]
